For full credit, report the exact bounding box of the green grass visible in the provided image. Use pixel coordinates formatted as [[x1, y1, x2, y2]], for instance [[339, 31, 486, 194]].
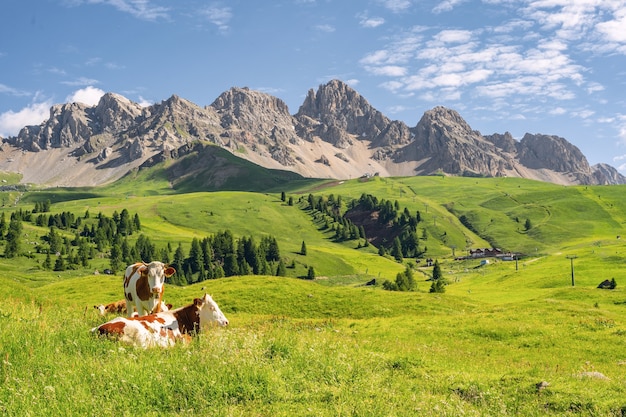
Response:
[[1, 175, 626, 415], [1, 275, 625, 416]]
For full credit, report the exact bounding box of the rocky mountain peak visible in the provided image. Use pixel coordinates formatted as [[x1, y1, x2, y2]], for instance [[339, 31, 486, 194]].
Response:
[[295, 79, 412, 148], [416, 106, 480, 142], [209, 87, 299, 166], [518, 133, 591, 172], [94, 92, 142, 132], [1, 81, 624, 187], [210, 87, 292, 131]]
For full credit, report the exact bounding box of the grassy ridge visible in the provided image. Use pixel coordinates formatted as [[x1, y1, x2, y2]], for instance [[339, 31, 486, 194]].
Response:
[[1, 175, 626, 415]]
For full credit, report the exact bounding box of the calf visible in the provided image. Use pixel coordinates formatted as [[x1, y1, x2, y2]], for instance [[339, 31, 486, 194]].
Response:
[[92, 294, 229, 348], [94, 300, 173, 317], [94, 300, 127, 316], [123, 261, 175, 317]]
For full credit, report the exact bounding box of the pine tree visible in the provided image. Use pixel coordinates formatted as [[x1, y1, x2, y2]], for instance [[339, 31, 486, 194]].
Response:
[[172, 243, 185, 278], [43, 252, 52, 270], [110, 243, 123, 273], [391, 237, 403, 262], [524, 218, 532, 231], [432, 260, 442, 281], [429, 260, 445, 293], [188, 237, 203, 273], [276, 259, 287, 276], [223, 253, 239, 277], [133, 213, 141, 231], [4, 217, 22, 258], [306, 266, 316, 280], [53, 255, 66, 271], [300, 241, 307, 256]]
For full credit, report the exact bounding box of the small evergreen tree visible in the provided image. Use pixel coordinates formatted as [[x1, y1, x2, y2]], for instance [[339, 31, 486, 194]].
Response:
[[524, 218, 532, 231], [306, 266, 316, 280], [4, 217, 22, 258], [391, 237, 403, 262], [432, 260, 442, 281], [300, 241, 307, 256], [429, 279, 446, 293], [43, 252, 52, 270], [382, 279, 398, 291], [429, 260, 446, 293], [53, 255, 66, 271], [276, 259, 287, 277]]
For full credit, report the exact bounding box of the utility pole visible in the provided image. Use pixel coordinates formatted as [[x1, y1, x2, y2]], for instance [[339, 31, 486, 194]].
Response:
[[566, 255, 577, 286]]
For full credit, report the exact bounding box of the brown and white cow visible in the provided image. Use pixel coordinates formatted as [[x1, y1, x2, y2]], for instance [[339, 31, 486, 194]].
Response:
[[92, 294, 229, 348], [94, 300, 127, 316], [123, 261, 175, 317], [94, 300, 173, 316]]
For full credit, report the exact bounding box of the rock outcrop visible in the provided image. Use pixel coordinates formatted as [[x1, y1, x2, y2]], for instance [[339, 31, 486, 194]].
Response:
[[1, 79, 623, 187]]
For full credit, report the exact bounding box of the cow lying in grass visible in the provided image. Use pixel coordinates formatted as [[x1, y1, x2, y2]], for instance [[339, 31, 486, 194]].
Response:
[[93, 300, 127, 316], [94, 300, 172, 317], [92, 294, 228, 348]]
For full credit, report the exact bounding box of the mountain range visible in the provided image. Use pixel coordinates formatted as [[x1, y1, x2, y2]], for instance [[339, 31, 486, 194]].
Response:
[[1, 79, 623, 187]]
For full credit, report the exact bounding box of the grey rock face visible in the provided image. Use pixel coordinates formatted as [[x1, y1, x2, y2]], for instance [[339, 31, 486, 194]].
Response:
[[2, 79, 624, 186]]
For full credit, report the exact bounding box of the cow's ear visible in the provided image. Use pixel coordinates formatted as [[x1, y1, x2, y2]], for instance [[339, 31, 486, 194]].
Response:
[[193, 298, 202, 306], [164, 267, 176, 277]]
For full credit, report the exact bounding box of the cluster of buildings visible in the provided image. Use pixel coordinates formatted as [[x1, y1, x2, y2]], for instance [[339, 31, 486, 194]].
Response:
[[456, 248, 521, 261]]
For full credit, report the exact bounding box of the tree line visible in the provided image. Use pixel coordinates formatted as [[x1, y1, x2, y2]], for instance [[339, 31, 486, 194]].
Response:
[[1, 204, 287, 285]]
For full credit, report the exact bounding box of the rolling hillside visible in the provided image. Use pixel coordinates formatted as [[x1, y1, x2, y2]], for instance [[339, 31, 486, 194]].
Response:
[[1, 175, 625, 415]]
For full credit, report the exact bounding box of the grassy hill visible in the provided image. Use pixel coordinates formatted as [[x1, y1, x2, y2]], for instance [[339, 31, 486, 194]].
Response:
[[1, 174, 626, 415]]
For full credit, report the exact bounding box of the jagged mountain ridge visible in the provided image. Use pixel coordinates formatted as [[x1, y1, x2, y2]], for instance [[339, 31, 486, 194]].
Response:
[[0, 79, 623, 187]]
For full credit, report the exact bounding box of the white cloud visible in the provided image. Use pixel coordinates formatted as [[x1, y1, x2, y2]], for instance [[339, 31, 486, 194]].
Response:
[[61, 77, 100, 87], [0, 99, 52, 137], [381, 0, 411, 13], [137, 96, 152, 107], [596, 7, 626, 43], [359, 16, 385, 28], [0, 84, 30, 97], [66, 86, 105, 106], [549, 107, 567, 115], [201, 5, 232, 32], [434, 29, 473, 44], [76, 0, 169, 21], [315, 24, 335, 33], [432, 0, 467, 14], [365, 65, 407, 77]]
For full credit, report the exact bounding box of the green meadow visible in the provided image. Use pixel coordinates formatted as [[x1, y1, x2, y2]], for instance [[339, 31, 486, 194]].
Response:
[[1, 173, 626, 416]]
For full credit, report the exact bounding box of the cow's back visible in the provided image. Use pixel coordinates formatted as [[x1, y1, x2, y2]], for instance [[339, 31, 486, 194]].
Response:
[[93, 313, 179, 348]]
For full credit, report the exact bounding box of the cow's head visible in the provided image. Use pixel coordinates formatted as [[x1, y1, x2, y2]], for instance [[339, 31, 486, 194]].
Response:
[[144, 262, 176, 295], [195, 294, 229, 328], [94, 304, 106, 316]]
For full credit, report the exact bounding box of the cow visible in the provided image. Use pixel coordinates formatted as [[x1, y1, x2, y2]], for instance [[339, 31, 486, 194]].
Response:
[[94, 300, 173, 317], [94, 300, 127, 316], [123, 261, 175, 317], [92, 294, 229, 348]]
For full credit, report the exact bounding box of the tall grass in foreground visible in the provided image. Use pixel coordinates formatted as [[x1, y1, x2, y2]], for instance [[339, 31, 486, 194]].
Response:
[[1, 279, 625, 417]]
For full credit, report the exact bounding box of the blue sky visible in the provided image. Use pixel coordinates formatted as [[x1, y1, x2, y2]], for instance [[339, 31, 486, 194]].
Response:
[[1, 0, 626, 172]]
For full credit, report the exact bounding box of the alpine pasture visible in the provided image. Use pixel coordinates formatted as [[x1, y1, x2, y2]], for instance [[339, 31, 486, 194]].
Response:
[[1, 174, 625, 416]]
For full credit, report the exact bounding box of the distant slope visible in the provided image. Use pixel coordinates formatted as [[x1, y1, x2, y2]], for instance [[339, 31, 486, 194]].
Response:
[[110, 142, 318, 193]]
